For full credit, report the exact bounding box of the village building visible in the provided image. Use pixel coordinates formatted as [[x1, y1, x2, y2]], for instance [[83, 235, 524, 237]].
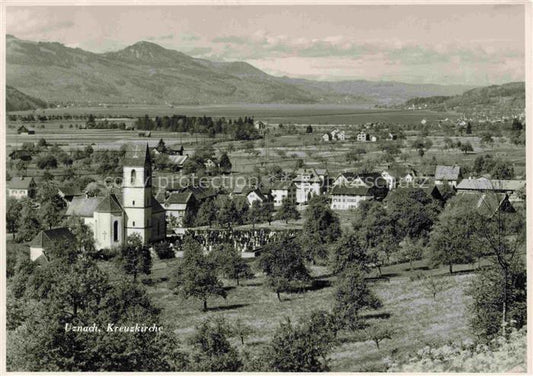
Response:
[[330, 186, 373, 210], [30, 227, 76, 261], [163, 191, 198, 228], [271, 181, 297, 207], [57, 187, 83, 203], [456, 178, 525, 201], [434, 165, 462, 187], [246, 188, 270, 206], [321, 133, 331, 142], [17, 125, 35, 135], [451, 192, 516, 217], [65, 144, 166, 249], [293, 168, 326, 204], [356, 131, 370, 142], [7, 176, 36, 199]]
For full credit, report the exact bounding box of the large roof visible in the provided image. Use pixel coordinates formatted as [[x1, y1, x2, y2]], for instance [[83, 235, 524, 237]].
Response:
[[95, 194, 123, 213], [8, 177, 34, 190], [123, 143, 151, 167], [457, 178, 525, 192], [66, 196, 102, 217], [450, 192, 515, 216], [435, 165, 461, 181], [165, 191, 194, 205], [330, 185, 371, 196], [30, 227, 75, 249]]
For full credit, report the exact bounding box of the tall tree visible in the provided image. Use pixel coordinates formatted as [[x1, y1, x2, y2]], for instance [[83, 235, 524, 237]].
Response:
[[118, 234, 152, 282], [333, 265, 381, 330], [211, 244, 254, 286], [275, 197, 300, 223], [172, 238, 226, 311], [189, 317, 242, 371], [257, 235, 310, 301], [301, 196, 341, 263]]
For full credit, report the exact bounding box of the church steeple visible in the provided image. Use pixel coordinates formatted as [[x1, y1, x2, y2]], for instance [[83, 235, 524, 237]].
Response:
[[122, 143, 153, 244]]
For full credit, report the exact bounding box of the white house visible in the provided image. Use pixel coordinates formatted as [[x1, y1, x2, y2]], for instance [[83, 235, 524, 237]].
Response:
[[271, 181, 296, 207], [330, 186, 373, 210], [7, 177, 36, 199], [65, 144, 166, 249], [293, 168, 324, 204], [356, 131, 370, 142], [246, 188, 270, 206]]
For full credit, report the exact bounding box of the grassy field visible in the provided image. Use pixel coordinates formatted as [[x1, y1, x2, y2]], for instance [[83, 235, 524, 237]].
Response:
[[8, 104, 458, 125], [134, 257, 475, 371]]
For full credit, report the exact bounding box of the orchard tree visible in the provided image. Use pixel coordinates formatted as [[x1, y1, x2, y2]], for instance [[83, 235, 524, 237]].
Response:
[[263, 313, 336, 371], [333, 265, 381, 330], [331, 232, 370, 274], [172, 238, 226, 311], [429, 204, 481, 274], [257, 235, 310, 301], [189, 317, 242, 371], [301, 195, 341, 263], [275, 197, 300, 223], [118, 233, 152, 282], [211, 244, 254, 286], [6, 198, 22, 238]]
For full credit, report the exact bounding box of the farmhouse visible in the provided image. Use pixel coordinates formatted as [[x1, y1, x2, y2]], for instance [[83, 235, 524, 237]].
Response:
[[17, 125, 35, 135], [330, 186, 373, 210], [168, 155, 188, 170], [7, 177, 36, 199], [163, 191, 198, 228], [332, 172, 359, 187], [451, 192, 516, 217], [356, 131, 370, 142], [30, 227, 76, 261], [65, 144, 166, 249], [247, 188, 270, 206], [456, 178, 525, 201], [138, 131, 151, 137], [271, 181, 297, 207], [434, 165, 461, 187]]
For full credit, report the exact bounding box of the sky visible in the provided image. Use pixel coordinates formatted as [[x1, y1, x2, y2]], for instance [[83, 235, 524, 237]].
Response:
[[6, 5, 525, 85]]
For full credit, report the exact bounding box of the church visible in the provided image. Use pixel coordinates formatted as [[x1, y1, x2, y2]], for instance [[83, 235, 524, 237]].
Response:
[[65, 143, 166, 250]]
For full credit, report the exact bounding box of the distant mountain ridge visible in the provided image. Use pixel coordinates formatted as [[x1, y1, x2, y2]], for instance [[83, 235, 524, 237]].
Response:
[[6, 85, 49, 111], [7, 34, 479, 107], [404, 82, 525, 115]]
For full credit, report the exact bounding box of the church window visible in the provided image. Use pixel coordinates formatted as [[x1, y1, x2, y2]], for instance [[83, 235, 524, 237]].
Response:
[[130, 169, 136, 184], [132, 221, 135, 227], [113, 220, 119, 242], [132, 200, 135, 206]]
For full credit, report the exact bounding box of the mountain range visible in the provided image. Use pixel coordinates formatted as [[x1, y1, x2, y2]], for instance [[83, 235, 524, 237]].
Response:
[[6, 35, 480, 108], [404, 82, 525, 114]]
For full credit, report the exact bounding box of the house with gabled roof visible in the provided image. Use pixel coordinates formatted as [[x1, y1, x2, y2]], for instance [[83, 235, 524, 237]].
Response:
[[163, 191, 198, 228], [435, 165, 461, 187], [17, 125, 35, 135], [271, 181, 296, 207], [293, 168, 325, 204], [247, 188, 270, 206], [30, 227, 76, 261], [456, 178, 525, 201], [330, 186, 373, 210], [7, 177, 36, 199]]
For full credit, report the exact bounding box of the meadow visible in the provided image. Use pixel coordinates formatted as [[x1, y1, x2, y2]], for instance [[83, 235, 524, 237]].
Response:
[[136, 258, 475, 372]]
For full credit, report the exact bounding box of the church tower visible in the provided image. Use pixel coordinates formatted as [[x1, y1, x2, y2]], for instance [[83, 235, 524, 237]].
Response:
[[122, 143, 152, 244]]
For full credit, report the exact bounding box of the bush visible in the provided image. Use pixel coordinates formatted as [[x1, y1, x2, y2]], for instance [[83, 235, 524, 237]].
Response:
[[154, 241, 175, 259]]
